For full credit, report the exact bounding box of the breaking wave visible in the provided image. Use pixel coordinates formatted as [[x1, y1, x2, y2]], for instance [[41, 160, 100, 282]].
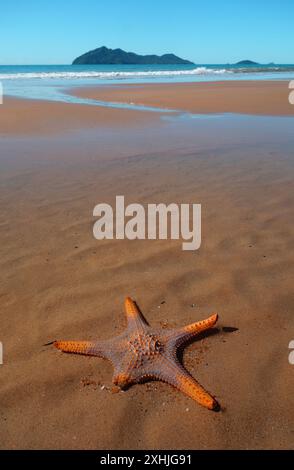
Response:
[[0, 67, 231, 80]]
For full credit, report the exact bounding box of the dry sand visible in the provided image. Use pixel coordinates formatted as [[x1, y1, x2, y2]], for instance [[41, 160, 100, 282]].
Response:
[[70, 80, 294, 116], [0, 88, 294, 449]]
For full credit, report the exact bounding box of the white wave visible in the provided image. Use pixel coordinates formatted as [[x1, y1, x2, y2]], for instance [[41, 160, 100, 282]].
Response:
[[0, 67, 230, 80]]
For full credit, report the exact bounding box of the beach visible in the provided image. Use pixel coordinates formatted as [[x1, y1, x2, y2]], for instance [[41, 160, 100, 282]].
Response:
[[0, 81, 294, 449], [70, 81, 294, 116]]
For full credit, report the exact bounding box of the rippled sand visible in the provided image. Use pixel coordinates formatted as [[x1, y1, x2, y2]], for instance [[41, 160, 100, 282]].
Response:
[[0, 95, 294, 449]]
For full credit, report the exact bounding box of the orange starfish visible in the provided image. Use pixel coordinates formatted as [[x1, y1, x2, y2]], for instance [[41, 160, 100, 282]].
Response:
[[54, 297, 219, 410]]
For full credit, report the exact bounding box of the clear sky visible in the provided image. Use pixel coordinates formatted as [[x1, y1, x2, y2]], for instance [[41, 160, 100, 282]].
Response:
[[1, 0, 293, 64]]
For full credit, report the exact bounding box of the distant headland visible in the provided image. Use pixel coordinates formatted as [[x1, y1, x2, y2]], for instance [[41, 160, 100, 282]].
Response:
[[72, 46, 194, 65], [235, 60, 259, 65]]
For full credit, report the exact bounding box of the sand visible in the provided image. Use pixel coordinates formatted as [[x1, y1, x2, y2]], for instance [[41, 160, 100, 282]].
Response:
[[70, 80, 294, 116], [0, 86, 294, 449], [1, 81, 293, 137], [0, 98, 159, 136]]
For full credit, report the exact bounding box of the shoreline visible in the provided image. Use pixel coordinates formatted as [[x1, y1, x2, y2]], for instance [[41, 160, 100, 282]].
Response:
[[1, 80, 293, 136]]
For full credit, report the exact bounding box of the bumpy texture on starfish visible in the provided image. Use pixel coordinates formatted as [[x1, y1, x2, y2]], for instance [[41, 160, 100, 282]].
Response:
[[54, 297, 219, 410]]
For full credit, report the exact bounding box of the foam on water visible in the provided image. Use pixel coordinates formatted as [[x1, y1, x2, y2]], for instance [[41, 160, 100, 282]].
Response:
[[0, 64, 293, 107], [0, 67, 230, 80], [1, 65, 294, 81]]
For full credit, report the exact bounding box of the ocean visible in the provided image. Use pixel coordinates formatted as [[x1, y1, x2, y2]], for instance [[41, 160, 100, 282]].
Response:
[[1, 63, 294, 107]]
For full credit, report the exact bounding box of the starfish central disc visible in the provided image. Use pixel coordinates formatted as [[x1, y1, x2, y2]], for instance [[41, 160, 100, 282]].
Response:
[[129, 333, 162, 362]]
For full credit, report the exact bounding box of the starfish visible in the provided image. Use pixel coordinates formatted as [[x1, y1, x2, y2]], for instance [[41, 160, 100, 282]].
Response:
[[54, 297, 219, 410]]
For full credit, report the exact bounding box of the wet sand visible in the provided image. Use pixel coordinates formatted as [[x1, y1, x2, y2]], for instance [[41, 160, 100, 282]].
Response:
[[1, 81, 293, 137], [71, 81, 294, 116], [0, 90, 294, 449], [0, 98, 160, 136]]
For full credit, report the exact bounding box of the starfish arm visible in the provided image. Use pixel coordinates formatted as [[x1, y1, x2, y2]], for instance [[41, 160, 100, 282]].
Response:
[[154, 356, 219, 410], [54, 340, 110, 359], [165, 313, 218, 347], [124, 297, 149, 332]]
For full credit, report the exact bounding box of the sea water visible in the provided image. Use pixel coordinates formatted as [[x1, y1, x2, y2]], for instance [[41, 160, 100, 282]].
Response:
[[0, 63, 294, 109]]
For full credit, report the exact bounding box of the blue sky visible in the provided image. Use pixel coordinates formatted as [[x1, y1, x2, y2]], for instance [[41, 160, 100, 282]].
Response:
[[1, 0, 293, 64]]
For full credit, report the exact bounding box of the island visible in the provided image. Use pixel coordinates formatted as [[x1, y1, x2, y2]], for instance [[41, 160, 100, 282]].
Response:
[[235, 60, 259, 65], [72, 46, 194, 65]]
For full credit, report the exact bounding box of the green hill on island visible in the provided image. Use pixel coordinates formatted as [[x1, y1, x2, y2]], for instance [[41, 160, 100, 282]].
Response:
[[72, 46, 194, 65]]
